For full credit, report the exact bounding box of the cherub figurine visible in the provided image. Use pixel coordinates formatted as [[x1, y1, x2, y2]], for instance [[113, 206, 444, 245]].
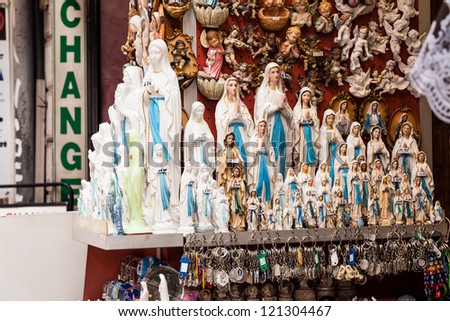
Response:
[[232, 62, 253, 98], [349, 25, 373, 73], [384, 19, 409, 63], [324, 47, 346, 87], [275, 53, 294, 89], [224, 25, 253, 70], [242, 0, 259, 19], [314, 0, 334, 34], [397, 0, 418, 27], [375, 60, 409, 95], [291, 0, 317, 29], [200, 29, 225, 80], [252, 32, 280, 59], [242, 24, 263, 50], [367, 21, 388, 55], [333, 11, 354, 60], [280, 26, 301, 61], [345, 68, 372, 98], [228, 0, 242, 16], [376, 0, 400, 27], [405, 29, 426, 57], [170, 39, 191, 72], [302, 34, 323, 72]]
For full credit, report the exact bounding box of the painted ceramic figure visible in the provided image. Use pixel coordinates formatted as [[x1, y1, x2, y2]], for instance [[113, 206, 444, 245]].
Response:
[[179, 162, 197, 234], [273, 197, 283, 230], [367, 126, 390, 173], [142, 39, 182, 205], [412, 151, 434, 202], [314, 162, 331, 192], [215, 77, 254, 166], [285, 167, 300, 206], [375, 60, 409, 95], [184, 101, 216, 172], [319, 109, 344, 186], [196, 170, 215, 232], [324, 48, 346, 87], [227, 166, 247, 231], [248, 119, 276, 204], [214, 186, 230, 233], [378, 176, 392, 226], [347, 122, 366, 161], [370, 159, 384, 191], [362, 101, 387, 134], [393, 189, 404, 224], [431, 201, 443, 223], [150, 144, 176, 233], [349, 25, 373, 73], [334, 142, 351, 202], [293, 192, 304, 228], [360, 161, 370, 215], [280, 26, 302, 61], [217, 132, 245, 189], [389, 159, 403, 191], [291, 0, 314, 29], [247, 190, 260, 230], [333, 11, 354, 60], [348, 161, 363, 218], [203, 30, 225, 80], [298, 163, 313, 202], [403, 187, 414, 225], [314, 0, 334, 34], [304, 190, 317, 228], [318, 177, 331, 206], [392, 122, 419, 179], [367, 21, 388, 55], [316, 194, 326, 228], [254, 62, 293, 178], [412, 177, 428, 223], [293, 87, 320, 166]]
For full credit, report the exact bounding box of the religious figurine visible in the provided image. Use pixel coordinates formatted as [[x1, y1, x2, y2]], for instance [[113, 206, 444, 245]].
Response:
[[304, 190, 317, 228], [200, 29, 225, 80], [258, 0, 290, 32], [316, 194, 326, 228], [297, 163, 312, 200], [259, 198, 270, 230], [400, 173, 412, 194], [334, 190, 346, 228], [383, 20, 409, 63], [378, 176, 392, 226], [282, 205, 294, 230], [285, 167, 300, 206], [315, 162, 331, 192], [370, 159, 384, 191], [405, 29, 426, 57], [149, 11, 162, 43], [430, 201, 443, 224], [179, 162, 197, 234], [291, 0, 316, 29], [274, 172, 287, 208], [142, 39, 182, 205], [280, 26, 301, 62], [345, 68, 372, 98], [214, 186, 230, 233], [123, 129, 151, 234], [334, 143, 351, 203], [215, 77, 254, 167], [348, 161, 363, 219], [367, 188, 379, 225], [347, 122, 366, 161], [248, 119, 276, 205], [335, 101, 352, 138], [375, 60, 409, 95], [107, 171, 125, 236], [170, 39, 191, 72], [224, 25, 252, 70], [314, 0, 334, 34], [232, 63, 254, 99], [254, 62, 293, 178], [349, 25, 373, 73], [333, 11, 354, 60], [362, 101, 387, 135], [393, 189, 404, 224], [252, 32, 280, 60], [302, 34, 323, 72], [319, 109, 344, 186], [247, 190, 260, 230], [403, 187, 414, 225], [318, 177, 332, 207], [273, 197, 283, 230], [217, 132, 245, 190], [293, 87, 320, 166], [367, 126, 390, 172], [360, 161, 370, 215], [367, 21, 388, 55], [397, 0, 418, 27], [242, 0, 259, 19], [228, 0, 242, 16], [412, 177, 428, 223], [227, 166, 247, 231], [196, 170, 215, 232], [324, 48, 346, 87], [261, 283, 277, 301], [392, 122, 419, 180], [325, 202, 335, 228], [184, 101, 216, 172], [412, 151, 434, 203], [389, 159, 403, 191], [150, 144, 177, 233], [293, 192, 304, 228], [376, 0, 399, 27]]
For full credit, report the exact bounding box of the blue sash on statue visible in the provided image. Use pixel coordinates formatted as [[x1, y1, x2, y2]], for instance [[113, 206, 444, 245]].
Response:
[[234, 189, 243, 215], [122, 117, 129, 157], [205, 193, 212, 216], [230, 122, 247, 168], [375, 200, 380, 216], [355, 146, 360, 159], [323, 192, 327, 204], [309, 202, 315, 218], [354, 179, 362, 205], [197, 140, 208, 165], [363, 181, 369, 208], [401, 155, 409, 174], [159, 172, 171, 211], [330, 142, 337, 185], [342, 167, 349, 200], [320, 206, 324, 222], [149, 97, 171, 160], [406, 202, 412, 218], [421, 177, 432, 201], [256, 153, 271, 202], [297, 205, 302, 224], [272, 111, 287, 177], [187, 185, 195, 217], [396, 204, 402, 215], [304, 124, 317, 164], [418, 195, 425, 210]]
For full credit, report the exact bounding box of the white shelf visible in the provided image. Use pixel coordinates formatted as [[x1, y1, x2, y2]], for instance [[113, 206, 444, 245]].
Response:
[[72, 214, 184, 250]]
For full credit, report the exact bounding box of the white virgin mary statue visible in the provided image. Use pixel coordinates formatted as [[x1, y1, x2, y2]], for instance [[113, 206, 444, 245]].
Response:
[[142, 39, 182, 204], [184, 101, 216, 172], [215, 77, 254, 172], [254, 62, 293, 179]]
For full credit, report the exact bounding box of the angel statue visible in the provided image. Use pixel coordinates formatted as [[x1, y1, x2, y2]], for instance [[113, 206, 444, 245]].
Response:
[[398, 56, 420, 98], [349, 25, 373, 73], [375, 60, 409, 95], [376, 0, 400, 27], [397, 0, 418, 27], [198, 29, 224, 80], [405, 29, 426, 57], [333, 11, 355, 60], [345, 68, 371, 98], [384, 19, 409, 63], [291, 0, 318, 29]]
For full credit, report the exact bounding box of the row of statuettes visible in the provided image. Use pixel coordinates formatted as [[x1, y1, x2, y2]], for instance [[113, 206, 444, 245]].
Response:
[[77, 40, 440, 235]]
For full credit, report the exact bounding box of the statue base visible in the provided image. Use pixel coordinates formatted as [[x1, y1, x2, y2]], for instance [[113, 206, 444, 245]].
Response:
[[196, 224, 214, 233], [124, 219, 152, 234], [178, 225, 196, 235], [152, 221, 177, 234]]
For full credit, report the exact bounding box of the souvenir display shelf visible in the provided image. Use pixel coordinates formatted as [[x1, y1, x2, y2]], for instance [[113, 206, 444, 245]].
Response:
[[73, 212, 449, 251]]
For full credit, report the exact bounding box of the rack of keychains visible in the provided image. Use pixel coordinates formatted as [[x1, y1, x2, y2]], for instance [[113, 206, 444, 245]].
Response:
[[179, 220, 450, 301]]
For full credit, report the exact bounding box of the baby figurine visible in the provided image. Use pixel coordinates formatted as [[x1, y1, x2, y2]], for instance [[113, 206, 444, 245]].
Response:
[[314, 0, 334, 34], [280, 26, 302, 61], [242, 0, 259, 19], [291, 0, 314, 29]]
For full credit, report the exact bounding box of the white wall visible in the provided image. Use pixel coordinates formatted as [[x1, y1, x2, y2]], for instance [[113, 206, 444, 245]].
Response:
[[0, 213, 87, 300]]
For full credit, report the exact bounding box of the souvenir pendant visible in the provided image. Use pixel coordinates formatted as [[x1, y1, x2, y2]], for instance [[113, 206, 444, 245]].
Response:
[[330, 249, 339, 266], [258, 252, 268, 271], [359, 259, 369, 271], [179, 256, 190, 278]]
